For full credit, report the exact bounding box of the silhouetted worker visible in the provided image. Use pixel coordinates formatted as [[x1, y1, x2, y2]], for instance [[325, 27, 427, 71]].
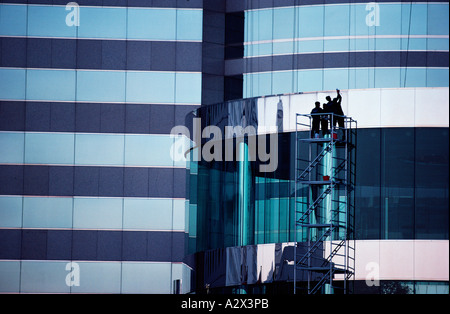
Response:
[[332, 89, 344, 130], [322, 96, 334, 135], [311, 101, 322, 138]]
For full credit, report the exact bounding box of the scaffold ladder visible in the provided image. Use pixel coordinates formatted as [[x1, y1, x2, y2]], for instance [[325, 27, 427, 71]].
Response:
[[294, 113, 357, 295]]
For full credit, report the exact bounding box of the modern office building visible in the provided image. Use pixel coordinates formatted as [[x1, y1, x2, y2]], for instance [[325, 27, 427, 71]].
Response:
[[0, 0, 448, 294]]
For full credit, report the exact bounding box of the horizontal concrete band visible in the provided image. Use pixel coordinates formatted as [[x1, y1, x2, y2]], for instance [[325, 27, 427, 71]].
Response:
[[0, 165, 187, 198], [227, 51, 449, 75], [0, 228, 186, 263]]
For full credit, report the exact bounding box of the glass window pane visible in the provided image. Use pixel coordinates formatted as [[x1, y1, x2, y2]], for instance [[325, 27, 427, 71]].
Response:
[[77, 71, 126, 103], [177, 9, 203, 41], [0, 4, 27, 36], [176, 72, 202, 104], [273, 7, 294, 40], [298, 6, 324, 38], [126, 71, 175, 104], [0, 132, 24, 164], [128, 8, 176, 40], [427, 68, 449, 88], [0, 69, 26, 100], [0, 196, 22, 228], [375, 68, 401, 88], [22, 197, 73, 229], [428, 4, 449, 35], [376, 4, 402, 35], [28, 5, 76, 38], [78, 7, 126, 39], [27, 69, 76, 102], [123, 198, 172, 230], [25, 133, 75, 165], [381, 128, 414, 239], [298, 69, 323, 93], [73, 197, 122, 229], [71, 262, 121, 293], [324, 5, 350, 37], [272, 71, 293, 95], [20, 261, 69, 293], [75, 134, 124, 166], [121, 263, 171, 293]]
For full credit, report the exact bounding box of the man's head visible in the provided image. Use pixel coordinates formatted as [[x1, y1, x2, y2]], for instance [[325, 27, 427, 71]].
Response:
[[315, 101, 321, 108], [326, 96, 331, 102]]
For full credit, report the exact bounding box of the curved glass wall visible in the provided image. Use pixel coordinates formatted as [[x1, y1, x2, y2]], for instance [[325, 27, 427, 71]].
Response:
[[243, 2, 449, 97], [188, 128, 449, 254]]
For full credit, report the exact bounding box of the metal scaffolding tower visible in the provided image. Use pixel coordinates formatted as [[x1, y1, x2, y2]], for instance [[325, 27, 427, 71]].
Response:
[[294, 113, 357, 294]]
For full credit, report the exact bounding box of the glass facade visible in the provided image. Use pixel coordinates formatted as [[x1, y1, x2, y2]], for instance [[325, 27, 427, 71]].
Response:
[[0, 1, 202, 294], [0, 0, 448, 294], [188, 128, 449, 253], [243, 2, 449, 97]]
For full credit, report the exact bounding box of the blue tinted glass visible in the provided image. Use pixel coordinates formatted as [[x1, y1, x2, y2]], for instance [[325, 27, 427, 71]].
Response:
[[299, 40, 323, 53], [298, 6, 323, 38], [125, 134, 179, 167], [21, 261, 69, 293], [0, 196, 22, 228], [77, 71, 125, 103], [402, 68, 427, 88], [126, 71, 175, 103], [0, 69, 26, 100], [73, 197, 122, 229], [0, 4, 27, 36], [22, 197, 73, 229], [121, 263, 171, 293], [75, 133, 124, 166], [298, 69, 323, 93], [427, 68, 450, 87], [348, 68, 373, 90], [375, 68, 401, 88], [128, 8, 176, 40], [27, 69, 75, 101], [428, 4, 449, 35], [350, 4, 373, 36], [376, 4, 402, 35], [246, 9, 273, 42], [0, 132, 24, 164], [28, 5, 76, 38], [324, 68, 349, 91], [25, 133, 75, 165], [428, 38, 449, 51], [402, 4, 427, 36], [272, 71, 293, 95], [123, 198, 173, 230], [172, 200, 186, 231], [324, 5, 350, 37], [273, 7, 294, 40], [177, 9, 203, 41], [273, 41, 294, 55], [78, 7, 126, 39], [244, 72, 272, 98], [324, 39, 349, 52], [246, 43, 273, 57], [0, 261, 20, 293], [70, 262, 121, 293], [176, 72, 202, 104], [375, 38, 401, 51]]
